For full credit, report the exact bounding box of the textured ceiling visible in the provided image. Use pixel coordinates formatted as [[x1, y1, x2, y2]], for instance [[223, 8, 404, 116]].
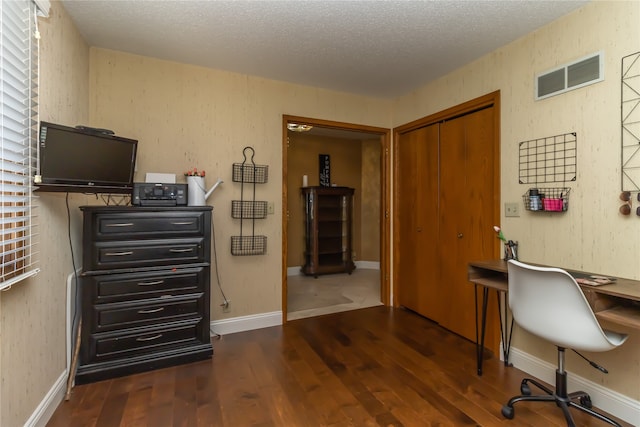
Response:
[[59, 0, 589, 99]]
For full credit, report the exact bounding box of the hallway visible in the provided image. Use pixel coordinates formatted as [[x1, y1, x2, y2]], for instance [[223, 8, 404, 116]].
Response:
[[287, 268, 381, 320]]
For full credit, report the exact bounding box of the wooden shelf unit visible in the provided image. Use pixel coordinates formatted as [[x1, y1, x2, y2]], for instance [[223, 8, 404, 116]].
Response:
[[301, 186, 355, 277]]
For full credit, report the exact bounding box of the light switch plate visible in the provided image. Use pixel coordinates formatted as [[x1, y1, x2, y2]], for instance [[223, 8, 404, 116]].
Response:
[[505, 202, 520, 217]]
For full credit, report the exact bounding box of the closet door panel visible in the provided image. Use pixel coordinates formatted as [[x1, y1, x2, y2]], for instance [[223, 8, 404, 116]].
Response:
[[395, 124, 441, 320], [461, 108, 498, 347], [440, 108, 497, 343], [439, 116, 468, 336]]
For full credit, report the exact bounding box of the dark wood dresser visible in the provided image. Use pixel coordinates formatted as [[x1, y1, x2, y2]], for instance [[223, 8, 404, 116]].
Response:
[[76, 206, 213, 384]]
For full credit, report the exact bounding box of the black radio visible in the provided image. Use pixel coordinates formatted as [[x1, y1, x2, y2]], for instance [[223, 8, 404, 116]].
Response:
[[132, 182, 187, 206]]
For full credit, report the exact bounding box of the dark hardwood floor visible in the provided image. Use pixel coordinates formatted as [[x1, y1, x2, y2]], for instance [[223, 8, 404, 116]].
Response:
[[47, 306, 631, 426]]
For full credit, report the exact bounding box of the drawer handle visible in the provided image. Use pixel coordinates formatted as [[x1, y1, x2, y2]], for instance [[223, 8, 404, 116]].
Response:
[[138, 307, 165, 314], [104, 251, 134, 256], [138, 280, 164, 287], [105, 222, 134, 227], [169, 248, 193, 253], [171, 221, 195, 225], [136, 333, 163, 342]]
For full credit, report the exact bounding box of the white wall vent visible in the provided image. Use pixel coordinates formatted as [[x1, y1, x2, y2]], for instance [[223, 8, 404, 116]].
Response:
[[535, 52, 604, 100]]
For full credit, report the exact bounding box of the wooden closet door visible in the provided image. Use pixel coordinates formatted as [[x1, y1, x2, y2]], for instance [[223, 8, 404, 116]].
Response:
[[395, 124, 441, 320], [439, 107, 496, 342]]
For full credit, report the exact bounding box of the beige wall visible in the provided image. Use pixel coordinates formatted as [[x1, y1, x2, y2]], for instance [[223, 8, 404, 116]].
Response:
[[393, 1, 640, 399], [360, 141, 381, 262], [0, 2, 94, 426], [88, 49, 392, 323]]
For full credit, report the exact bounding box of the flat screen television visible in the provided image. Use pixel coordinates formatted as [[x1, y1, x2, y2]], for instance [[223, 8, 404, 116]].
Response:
[[36, 121, 138, 194]]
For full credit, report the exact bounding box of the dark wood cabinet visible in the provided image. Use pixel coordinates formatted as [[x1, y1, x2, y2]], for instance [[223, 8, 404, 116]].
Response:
[[301, 186, 355, 277], [76, 206, 213, 384]]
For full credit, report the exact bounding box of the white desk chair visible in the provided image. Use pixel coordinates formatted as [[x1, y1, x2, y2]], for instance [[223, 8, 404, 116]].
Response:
[[502, 260, 628, 426]]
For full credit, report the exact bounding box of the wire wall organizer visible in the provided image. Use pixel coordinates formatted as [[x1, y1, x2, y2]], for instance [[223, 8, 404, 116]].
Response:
[[518, 132, 577, 184], [231, 146, 268, 256], [621, 51, 640, 192], [522, 187, 571, 212]]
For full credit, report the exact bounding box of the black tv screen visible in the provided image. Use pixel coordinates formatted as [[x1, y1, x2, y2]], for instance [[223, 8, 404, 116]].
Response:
[[36, 121, 138, 194]]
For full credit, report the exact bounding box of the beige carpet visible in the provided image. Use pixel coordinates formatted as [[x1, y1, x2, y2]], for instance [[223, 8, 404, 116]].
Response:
[[287, 268, 382, 320]]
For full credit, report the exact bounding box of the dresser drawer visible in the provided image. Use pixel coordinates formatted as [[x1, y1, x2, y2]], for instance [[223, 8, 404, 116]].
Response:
[[86, 238, 206, 270], [92, 211, 207, 240], [94, 294, 203, 331], [88, 319, 205, 363], [85, 267, 206, 303]]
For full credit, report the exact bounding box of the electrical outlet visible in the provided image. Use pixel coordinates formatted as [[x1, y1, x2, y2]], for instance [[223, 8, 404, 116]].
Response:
[[505, 202, 520, 217], [267, 202, 274, 215], [221, 300, 231, 313]]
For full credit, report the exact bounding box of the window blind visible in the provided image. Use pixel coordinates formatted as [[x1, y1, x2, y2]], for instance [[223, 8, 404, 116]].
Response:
[[0, 0, 47, 291]]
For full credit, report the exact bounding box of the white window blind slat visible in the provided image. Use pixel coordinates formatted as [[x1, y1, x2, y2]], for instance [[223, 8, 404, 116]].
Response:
[[0, 160, 29, 175], [4, 158, 31, 171], [1, 194, 29, 203], [0, 269, 39, 291], [0, 0, 40, 289], [0, 209, 37, 224], [1, 124, 28, 141], [1, 231, 31, 246], [1, 183, 29, 193]]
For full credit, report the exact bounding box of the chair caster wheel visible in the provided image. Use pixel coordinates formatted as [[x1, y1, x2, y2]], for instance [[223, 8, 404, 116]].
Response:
[[520, 381, 531, 395], [501, 405, 514, 419], [579, 395, 592, 408]]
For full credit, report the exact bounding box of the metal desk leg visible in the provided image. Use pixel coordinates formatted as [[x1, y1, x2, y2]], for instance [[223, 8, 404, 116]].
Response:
[[497, 291, 514, 367], [474, 285, 515, 375], [474, 284, 490, 376]]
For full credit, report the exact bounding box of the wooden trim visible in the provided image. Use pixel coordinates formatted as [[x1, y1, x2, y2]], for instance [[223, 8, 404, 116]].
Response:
[[282, 115, 392, 321], [284, 115, 390, 134], [393, 91, 500, 134], [282, 118, 290, 322], [492, 92, 502, 260], [381, 130, 391, 305]]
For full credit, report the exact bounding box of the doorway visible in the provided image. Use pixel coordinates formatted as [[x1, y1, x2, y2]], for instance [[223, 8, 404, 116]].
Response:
[[282, 115, 391, 322]]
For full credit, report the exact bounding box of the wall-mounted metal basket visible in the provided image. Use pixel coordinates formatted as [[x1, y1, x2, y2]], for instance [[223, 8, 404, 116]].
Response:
[[231, 235, 267, 256], [232, 163, 268, 184], [522, 187, 570, 212], [231, 200, 267, 219]]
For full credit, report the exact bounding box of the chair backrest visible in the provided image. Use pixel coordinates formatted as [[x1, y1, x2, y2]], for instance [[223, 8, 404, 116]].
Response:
[[507, 260, 621, 352]]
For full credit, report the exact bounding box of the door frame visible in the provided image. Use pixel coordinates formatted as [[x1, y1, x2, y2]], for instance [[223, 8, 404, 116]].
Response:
[[282, 115, 391, 322]]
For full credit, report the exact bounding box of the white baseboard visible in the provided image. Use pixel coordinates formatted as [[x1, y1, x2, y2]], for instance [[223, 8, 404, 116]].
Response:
[[25, 371, 66, 427], [211, 311, 282, 336], [287, 266, 301, 276], [287, 261, 380, 276], [509, 347, 640, 425], [355, 261, 380, 270]]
